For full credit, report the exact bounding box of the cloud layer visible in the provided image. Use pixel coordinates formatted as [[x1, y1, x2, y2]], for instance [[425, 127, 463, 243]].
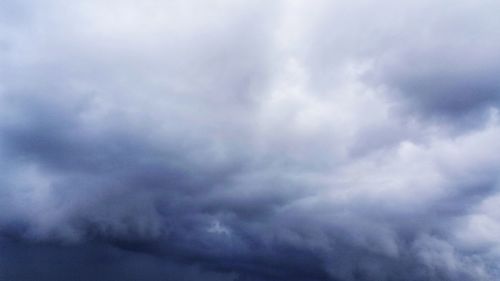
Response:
[[1, 1, 500, 280]]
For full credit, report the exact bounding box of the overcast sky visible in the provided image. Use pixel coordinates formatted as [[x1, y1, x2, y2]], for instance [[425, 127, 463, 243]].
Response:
[[1, 1, 500, 280]]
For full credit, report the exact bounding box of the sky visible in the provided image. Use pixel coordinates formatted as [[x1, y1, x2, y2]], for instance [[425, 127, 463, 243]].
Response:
[[1, 1, 500, 280]]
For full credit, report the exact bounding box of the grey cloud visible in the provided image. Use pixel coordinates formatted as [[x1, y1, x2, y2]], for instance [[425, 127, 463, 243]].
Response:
[[1, 1, 500, 281], [294, 0, 500, 126]]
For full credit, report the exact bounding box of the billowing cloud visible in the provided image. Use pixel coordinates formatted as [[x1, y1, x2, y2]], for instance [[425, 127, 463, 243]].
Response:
[[1, 1, 500, 280]]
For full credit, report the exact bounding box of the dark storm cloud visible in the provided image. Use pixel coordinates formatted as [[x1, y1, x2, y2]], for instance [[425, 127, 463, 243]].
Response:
[[1, 1, 500, 281]]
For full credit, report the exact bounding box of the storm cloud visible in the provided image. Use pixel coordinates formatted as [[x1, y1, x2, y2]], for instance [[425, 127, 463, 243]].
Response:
[[1, 0, 500, 280]]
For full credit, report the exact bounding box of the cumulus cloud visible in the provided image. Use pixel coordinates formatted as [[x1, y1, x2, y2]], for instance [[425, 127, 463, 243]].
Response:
[[1, 0, 500, 280]]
